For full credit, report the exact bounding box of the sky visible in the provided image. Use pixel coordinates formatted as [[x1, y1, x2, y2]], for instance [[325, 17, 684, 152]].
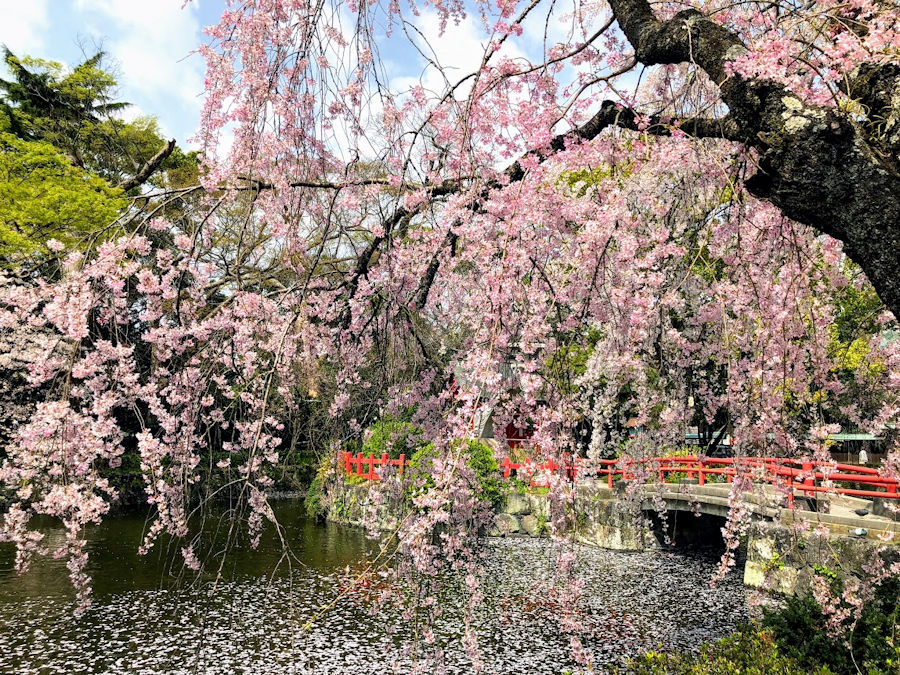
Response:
[[0, 0, 224, 147], [0, 0, 586, 151]]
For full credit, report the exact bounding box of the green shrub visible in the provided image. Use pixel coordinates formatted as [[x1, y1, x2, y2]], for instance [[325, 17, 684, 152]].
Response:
[[466, 439, 504, 507], [363, 417, 425, 459], [631, 578, 900, 675], [304, 476, 324, 518], [405, 442, 438, 502], [304, 453, 333, 518], [408, 441, 437, 468], [407, 439, 504, 507], [761, 580, 900, 675], [626, 629, 830, 674], [508, 477, 528, 494]]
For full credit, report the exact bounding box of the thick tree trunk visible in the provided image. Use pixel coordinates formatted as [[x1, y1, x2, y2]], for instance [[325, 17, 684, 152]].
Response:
[[740, 89, 900, 316], [607, 0, 900, 318]]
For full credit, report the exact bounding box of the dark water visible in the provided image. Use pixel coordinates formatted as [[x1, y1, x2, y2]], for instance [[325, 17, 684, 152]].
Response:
[[0, 501, 751, 674]]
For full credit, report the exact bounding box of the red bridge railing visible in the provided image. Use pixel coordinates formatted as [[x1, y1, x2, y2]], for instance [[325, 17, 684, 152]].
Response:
[[341, 451, 408, 480], [337, 451, 900, 503]]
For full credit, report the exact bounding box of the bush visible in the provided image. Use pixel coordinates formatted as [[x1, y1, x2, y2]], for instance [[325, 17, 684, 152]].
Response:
[[466, 439, 504, 507], [304, 453, 334, 518], [405, 442, 439, 502], [627, 629, 829, 674], [761, 580, 900, 675], [407, 439, 504, 507], [363, 417, 425, 459], [629, 577, 900, 674]]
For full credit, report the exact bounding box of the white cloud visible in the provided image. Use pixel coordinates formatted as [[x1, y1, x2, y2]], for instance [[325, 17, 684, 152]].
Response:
[[74, 0, 206, 145], [0, 0, 49, 56], [385, 2, 623, 111], [388, 8, 531, 99]]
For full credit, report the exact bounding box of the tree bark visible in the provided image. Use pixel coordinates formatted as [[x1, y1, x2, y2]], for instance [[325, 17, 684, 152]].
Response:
[[117, 139, 176, 193], [607, 0, 900, 318]]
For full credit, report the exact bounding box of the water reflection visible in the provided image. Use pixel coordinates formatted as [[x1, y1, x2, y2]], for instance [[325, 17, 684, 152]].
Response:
[[0, 500, 751, 673]]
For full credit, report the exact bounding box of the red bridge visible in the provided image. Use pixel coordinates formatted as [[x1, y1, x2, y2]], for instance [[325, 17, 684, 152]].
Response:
[[338, 451, 900, 506]]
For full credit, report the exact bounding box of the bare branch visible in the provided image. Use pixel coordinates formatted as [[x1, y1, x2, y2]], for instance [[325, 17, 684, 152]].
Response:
[[117, 139, 177, 193]]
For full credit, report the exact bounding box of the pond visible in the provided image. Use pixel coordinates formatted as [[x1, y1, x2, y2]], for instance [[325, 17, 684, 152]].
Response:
[[0, 500, 752, 673]]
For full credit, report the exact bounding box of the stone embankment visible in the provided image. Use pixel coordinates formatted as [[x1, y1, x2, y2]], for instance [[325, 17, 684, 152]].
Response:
[[326, 477, 899, 596]]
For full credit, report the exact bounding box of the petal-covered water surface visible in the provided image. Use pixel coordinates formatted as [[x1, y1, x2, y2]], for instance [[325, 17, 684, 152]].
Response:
[[0, 500, 750, 674]]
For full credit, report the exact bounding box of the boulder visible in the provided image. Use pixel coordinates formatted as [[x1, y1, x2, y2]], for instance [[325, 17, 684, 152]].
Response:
[[521, 514, 542, 536], [491, 512, 520, 535], [503, 493, 531, 515]]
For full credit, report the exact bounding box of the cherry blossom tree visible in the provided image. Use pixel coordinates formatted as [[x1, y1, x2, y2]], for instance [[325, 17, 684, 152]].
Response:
[[1, 0, 899, 648]]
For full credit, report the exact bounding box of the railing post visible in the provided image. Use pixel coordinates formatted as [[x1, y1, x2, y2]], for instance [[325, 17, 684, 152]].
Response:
[[608, 464, 613, 488], [355, 452, 363, 476], [502, 457, 512, 478], [802, 461, 814, 497], [367, 453, 377, 480], [698, 458, 705, 486], [343, 451, 352, 476], [398, 453, 405, 476], [380, 452, 389, 480]]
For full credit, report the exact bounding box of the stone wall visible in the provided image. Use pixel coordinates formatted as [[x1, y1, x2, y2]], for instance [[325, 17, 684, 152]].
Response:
[[571, 484, 665, 550], [743, 520, 898, 595], [326, 479, 665, 550], [326, 480, 405, 531], [487, 491, 551, 537], [325, 476, 898, 597]]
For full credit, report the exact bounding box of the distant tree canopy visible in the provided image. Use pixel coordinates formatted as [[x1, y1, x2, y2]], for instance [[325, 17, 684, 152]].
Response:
[[0, 49, 196, 259], [0, 133, 125, 256]]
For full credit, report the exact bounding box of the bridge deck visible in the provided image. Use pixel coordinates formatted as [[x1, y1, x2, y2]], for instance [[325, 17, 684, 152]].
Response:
[[622, 481, 900, 537]]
